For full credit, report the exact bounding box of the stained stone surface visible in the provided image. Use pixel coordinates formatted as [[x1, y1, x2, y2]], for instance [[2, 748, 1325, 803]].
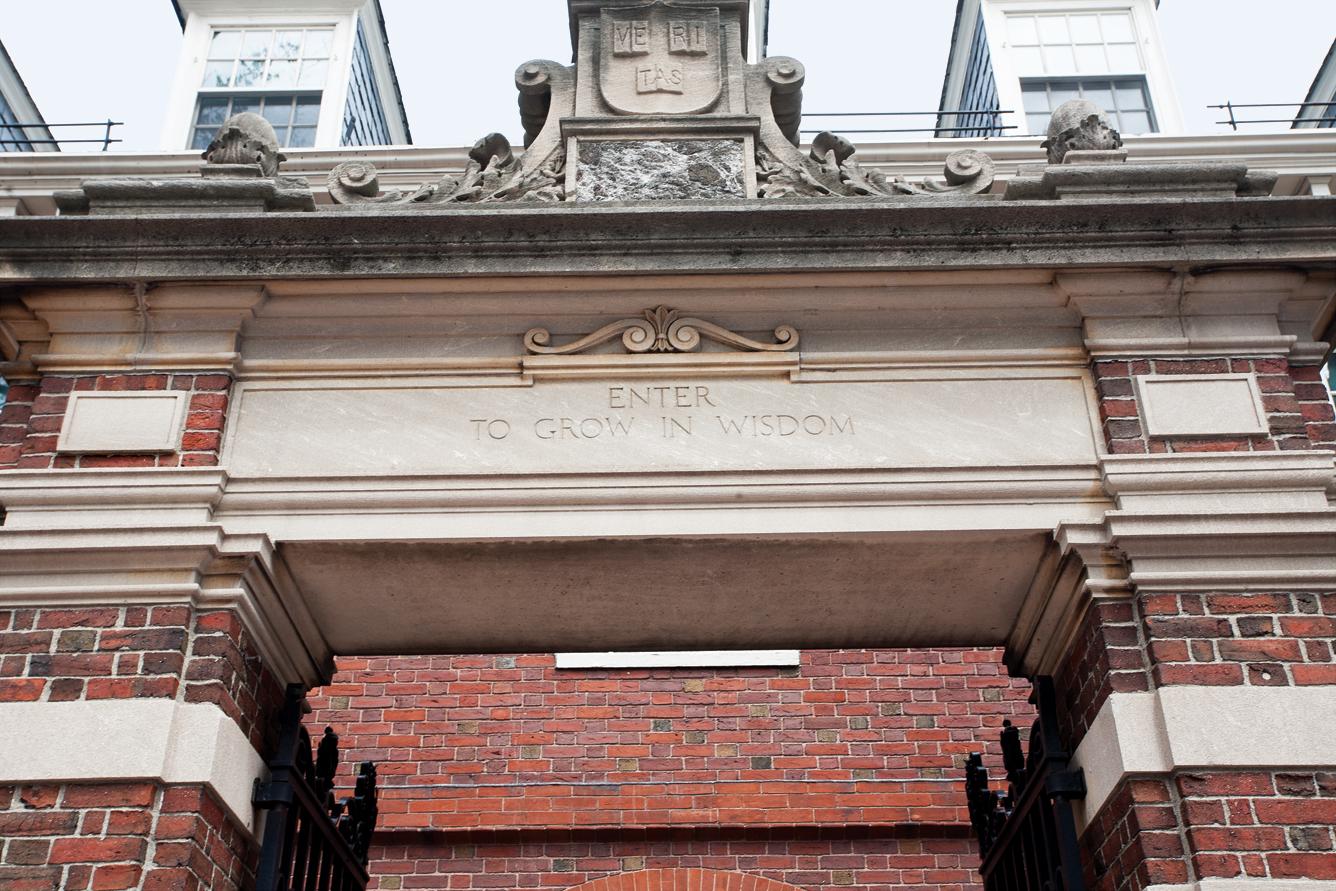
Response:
[[576, 139, 744, 201]]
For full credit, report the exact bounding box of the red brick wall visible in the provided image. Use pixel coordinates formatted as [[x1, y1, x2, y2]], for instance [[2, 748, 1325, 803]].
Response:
[[0, 606, 283, 754], [1058, 591, 1336, 750], [0, 372, 231, 470], [369, 833, 984, 891], [1082, 772, 1336, 891], [0, 781, 254, 891], [306, 648, 1034, 891], [1082, 777, 1188, 891], [1093, 358, 1335, 454], [1059, 591, 1336, 891]]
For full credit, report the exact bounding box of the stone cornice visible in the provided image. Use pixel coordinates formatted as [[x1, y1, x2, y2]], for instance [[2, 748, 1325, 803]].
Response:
[[0, 195, 1333, 282]]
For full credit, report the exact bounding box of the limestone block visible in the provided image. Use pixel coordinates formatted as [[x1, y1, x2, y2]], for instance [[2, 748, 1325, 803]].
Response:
[[57, 392, 189, 453], [1134, 374, 1268, 438]]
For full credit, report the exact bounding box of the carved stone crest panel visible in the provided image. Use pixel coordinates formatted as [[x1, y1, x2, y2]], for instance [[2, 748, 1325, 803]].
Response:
[[599, 2, 721, 115]]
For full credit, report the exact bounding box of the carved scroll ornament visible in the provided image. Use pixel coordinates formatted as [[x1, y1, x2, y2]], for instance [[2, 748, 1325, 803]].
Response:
[[329, 132, 564, 205], [328, 60, 572, 206], [524, 306, 799, 355]]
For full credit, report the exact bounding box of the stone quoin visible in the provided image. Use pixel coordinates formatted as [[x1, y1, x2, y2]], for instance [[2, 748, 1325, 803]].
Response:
[[0, 1, 1335, 891]]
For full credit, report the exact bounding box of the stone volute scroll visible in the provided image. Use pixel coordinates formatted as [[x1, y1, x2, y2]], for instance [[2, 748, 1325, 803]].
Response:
[[524, 306, 799, 354]]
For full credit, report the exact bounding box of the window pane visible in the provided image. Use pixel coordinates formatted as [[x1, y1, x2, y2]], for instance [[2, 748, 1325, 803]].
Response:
[[1115, 81, 1148, 109], [273, 31, 303, 58], [1011, 45, 1045, 76], [294, 96, 321, 124], [1006, 15, 1038, 44], [1069, 15, 1101, 43], [208, 30, 241, 60], [1120, 110, 1151, 134], [1026, 112, 1050, 133], [1074, 44, 1107, 74], [233, 60, 263, 87], [195, 97, 230, 126], [1101, 13, 1135, 42], [262, 99, 293, 127], [191, 128, 215, 150], [266, 59, 298, 87], [1037, 16, 1069, 45], [288, 126, 316, 147], [1106, 43, 1141, 72], [240, 30, 271, 59], [1021, 84, 1052, 113], [1050, 84, 1081, 106], [1084, 85, 1115, 113], [1044, 45, 1077, 75], [298, 59, 328, 89], [201, 61, 233, 88], [303, 29, 333, 57], [232, 97, 261, 116]]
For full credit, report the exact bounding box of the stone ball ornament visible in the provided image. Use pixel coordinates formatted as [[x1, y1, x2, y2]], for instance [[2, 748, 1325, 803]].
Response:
[[201, 112, 286, 177], [1041, 99, 1124, 164]]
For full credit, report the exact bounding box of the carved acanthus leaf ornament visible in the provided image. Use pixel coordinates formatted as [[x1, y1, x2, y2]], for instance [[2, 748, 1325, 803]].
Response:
[[524, 306, 800, 355], [329, 133, 565, 205], [756, 132, 996, 200]]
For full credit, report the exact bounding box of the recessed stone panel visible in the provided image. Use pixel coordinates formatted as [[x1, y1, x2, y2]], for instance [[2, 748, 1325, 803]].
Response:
[[223, 374, 1098, 477], [57, 392, 189, 454], [1134, 374, 1268, 438]]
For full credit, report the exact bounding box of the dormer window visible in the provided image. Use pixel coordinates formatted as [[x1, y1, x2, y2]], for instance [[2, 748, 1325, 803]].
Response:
[[189, 27, 333, 150], [1006, 11, 1156, 134], [937, 0, 1182, 140]]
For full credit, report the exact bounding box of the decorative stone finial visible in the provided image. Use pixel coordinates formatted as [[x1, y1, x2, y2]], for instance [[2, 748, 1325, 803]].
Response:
[[202, 112, 286, 177], [1041, 99, 1123, 165]]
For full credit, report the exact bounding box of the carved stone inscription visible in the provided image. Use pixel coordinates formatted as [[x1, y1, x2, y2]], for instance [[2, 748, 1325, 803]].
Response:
[[224, 375, 1099, 477], [468, 384, 854, 445], [600, 4, 721, 114]]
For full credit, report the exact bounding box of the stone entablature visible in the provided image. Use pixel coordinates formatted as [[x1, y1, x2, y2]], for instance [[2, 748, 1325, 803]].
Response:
[[0, 3, 1335, 890]]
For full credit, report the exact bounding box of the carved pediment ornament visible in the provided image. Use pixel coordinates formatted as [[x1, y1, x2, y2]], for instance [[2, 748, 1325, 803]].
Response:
[[524, 306, 799, 355]]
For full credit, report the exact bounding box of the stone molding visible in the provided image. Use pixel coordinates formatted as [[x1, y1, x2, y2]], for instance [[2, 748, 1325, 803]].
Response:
[[19, 284, 266, 374], [0, 482, 331, 686], [4, 130, 1336, 214], [1061, 269, 1331, 363], [1, 194, 1332, 281], [1072, 686, 1336, 829], [0, 698, 265, 832], [1011, 451, 1336, 675]]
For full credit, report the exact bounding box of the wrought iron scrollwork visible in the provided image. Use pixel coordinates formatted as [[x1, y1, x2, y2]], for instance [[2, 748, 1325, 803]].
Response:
[[253, 685, 379, 891], [965, 676, 1087, 891]]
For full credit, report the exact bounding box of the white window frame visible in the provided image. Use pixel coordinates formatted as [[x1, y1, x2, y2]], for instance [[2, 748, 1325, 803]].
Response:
[[979, 0, 1183, 137], [162, 9, 358, 151]]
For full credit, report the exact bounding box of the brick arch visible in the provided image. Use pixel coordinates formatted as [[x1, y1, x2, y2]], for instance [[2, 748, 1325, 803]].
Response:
[[567, 869, 810, 891]]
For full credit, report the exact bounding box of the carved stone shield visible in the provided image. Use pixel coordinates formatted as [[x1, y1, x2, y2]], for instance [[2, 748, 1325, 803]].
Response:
[[599, 2, 722, 115]]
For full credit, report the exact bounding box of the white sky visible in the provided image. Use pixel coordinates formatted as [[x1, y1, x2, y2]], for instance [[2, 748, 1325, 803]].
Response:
[[2, 0, 1333, 152]]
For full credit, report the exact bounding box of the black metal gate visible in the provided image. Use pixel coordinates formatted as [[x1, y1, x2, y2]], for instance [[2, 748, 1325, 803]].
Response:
[[965, 676, 1087, 891], [253, 684, 379, 891]]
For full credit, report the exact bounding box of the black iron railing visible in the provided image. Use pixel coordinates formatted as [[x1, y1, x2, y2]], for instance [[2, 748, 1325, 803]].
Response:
[[799, 109, 1018, 136], [0, 120, 122, 151], [965, 676, 1087, 891], [1210, 101, 1336, 129], [253, 684, 379, 891]]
